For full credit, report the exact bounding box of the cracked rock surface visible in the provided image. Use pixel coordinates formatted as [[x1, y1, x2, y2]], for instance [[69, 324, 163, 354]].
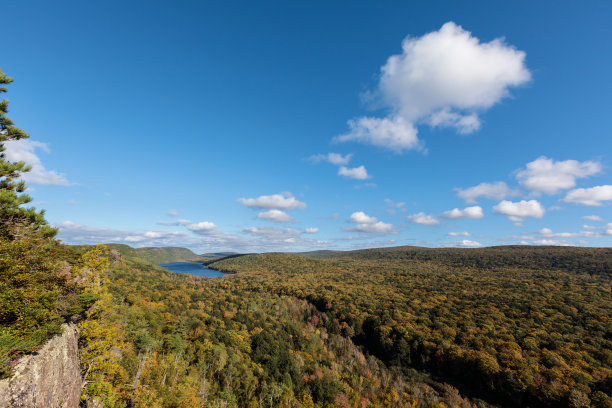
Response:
[[0, 324, 81, 408]]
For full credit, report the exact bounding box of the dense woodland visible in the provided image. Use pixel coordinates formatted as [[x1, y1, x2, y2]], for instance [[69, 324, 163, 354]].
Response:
[[2, 239, 611, 407], [73, 245, 478, 407], [210, 247, 612, 408], [298, 246, 611, 275], [2, 239, 478, 407]]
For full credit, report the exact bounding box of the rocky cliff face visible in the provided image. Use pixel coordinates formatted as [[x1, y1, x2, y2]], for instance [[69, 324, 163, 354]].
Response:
[[0, 324, 82, 408]]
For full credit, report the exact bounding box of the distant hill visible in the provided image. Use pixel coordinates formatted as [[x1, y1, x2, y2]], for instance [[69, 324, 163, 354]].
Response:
[[200, 252, 240, 258], [295, 249, 345, 258], [101, 244, 205, 264], [69, 244, 242, 266], [298, 244, 612, 275]]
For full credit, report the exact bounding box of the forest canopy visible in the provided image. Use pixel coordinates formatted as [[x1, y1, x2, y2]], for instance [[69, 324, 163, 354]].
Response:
[[210, 246, 612, 408]]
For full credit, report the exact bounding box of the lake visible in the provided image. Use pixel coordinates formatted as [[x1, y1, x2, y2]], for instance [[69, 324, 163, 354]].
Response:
[[159, 262, 227, 278]]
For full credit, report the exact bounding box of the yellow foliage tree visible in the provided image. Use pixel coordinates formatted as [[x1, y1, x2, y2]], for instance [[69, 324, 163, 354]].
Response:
[[78, 246, 128, 408]]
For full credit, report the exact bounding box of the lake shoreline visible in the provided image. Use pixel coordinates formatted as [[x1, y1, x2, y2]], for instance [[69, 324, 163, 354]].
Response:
[[158, 262, 228, 278]]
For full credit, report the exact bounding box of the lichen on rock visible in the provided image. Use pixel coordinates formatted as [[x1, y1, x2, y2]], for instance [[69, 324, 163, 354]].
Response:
[[0, 324, 81, 408]]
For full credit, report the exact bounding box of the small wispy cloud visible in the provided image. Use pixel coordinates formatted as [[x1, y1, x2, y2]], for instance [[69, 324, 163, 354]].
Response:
[[448, 231, 470, 237], [157, 219, 191, 226], [455, 181, 520, 204], [309, 152, 353, 165], [582, 215, 604, 222]]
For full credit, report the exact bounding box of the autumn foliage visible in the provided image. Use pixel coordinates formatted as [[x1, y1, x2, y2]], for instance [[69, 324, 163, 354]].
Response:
[[210, 247, 612, 407]]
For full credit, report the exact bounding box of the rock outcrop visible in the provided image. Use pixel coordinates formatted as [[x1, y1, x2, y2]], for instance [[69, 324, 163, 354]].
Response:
[[0, 324, 82, 408]]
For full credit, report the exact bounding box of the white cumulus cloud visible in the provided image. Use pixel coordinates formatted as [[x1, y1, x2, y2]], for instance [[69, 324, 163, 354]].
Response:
[[3, 139, 70, 186], [257, 209, 293, 223], [563, 185, 612, 206], [238, 192, 306, 210], [455, 181, 520, 204], [350, 211, 378, 224], [338, 165, 370, 180], [344, 211, 395, 235], [493, 200, 545, 221], [516, 156, 602, 195], [187, 221, 218, 234], [305, 227, 319, 234], [407, 212, 440, 226], [336, 22, 530, 152], [441, 205, 484, 219]]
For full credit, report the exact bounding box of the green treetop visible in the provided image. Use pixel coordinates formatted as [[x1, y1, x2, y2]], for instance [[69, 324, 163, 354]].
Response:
[[0, 68, 56, 239]]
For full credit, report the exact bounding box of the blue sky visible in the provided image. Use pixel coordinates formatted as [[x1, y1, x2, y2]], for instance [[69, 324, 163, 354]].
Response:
[[3, 0, 612, 252]]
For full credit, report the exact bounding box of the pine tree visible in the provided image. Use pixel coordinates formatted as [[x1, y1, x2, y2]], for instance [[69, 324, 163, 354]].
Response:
[[0, 68, 56, 239]]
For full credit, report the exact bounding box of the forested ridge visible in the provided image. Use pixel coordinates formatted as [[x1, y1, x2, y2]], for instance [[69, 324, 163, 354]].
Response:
[[4, 237, 611, 407], [71, 244, 206, 265], [67, 245, 479, 407], [298, 246, 611, 275], [210, 247, 612, 408]]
